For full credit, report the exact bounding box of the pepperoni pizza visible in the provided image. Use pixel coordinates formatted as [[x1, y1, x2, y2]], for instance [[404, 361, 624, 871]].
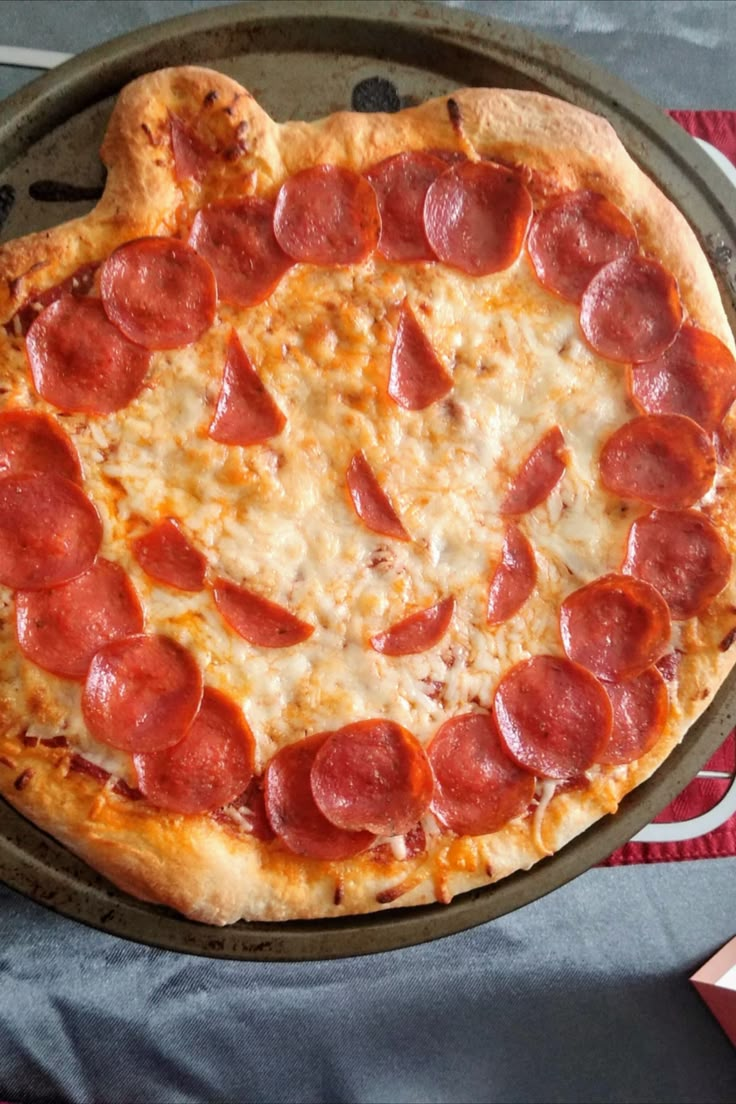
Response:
[[0, 67, 734, 924]]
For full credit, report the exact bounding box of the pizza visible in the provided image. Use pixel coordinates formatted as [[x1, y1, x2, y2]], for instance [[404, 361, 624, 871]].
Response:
[[0, 66, 734, 925]]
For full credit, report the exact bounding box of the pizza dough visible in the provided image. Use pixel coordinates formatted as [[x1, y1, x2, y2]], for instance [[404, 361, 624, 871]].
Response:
[[0, 67, 734, 925]]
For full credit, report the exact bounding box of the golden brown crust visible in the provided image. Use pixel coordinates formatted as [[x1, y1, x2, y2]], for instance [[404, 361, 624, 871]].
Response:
[[0, 67, 734, 925]]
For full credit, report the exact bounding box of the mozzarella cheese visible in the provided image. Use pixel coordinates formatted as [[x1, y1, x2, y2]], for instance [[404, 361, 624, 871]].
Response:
[[0, 251, 643, 780]]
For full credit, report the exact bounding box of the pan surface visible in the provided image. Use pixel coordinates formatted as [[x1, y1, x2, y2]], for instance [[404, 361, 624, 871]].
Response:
[[1, 0, 735, 960]]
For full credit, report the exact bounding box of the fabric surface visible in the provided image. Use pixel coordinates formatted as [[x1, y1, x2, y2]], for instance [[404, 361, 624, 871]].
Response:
[[1, 4, 736, 1103], [1, 861, 736, 1104]]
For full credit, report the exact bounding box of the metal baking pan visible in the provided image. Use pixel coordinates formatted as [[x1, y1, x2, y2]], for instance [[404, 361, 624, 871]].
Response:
[[1, 0, 734, 960]]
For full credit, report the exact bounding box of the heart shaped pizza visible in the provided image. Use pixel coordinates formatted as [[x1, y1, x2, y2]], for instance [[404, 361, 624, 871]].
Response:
[[0, 67, 734, 924]]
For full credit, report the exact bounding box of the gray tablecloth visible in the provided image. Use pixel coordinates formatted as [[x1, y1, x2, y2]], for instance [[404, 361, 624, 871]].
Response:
[[1, 4, 735, 1102]]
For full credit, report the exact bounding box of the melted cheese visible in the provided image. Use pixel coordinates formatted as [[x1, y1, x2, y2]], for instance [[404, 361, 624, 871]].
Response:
[[0, 253, 649, 776]]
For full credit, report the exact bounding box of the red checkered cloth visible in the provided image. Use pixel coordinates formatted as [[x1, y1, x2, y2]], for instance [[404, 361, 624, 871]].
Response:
[[606, 110, 736, 866]]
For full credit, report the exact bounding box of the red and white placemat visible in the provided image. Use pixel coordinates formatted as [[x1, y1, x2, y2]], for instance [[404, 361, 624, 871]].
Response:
[[606, 110, 736, 867]]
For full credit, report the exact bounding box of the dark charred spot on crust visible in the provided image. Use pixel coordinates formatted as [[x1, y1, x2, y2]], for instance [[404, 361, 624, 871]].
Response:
[[485, 861, 493, 878], [222, 121, 250, 163], [376, 880, 409, 904], [14, 767, 33, 790], [112, 778, 143, 800], [203, 89, 219, 107], [719, 627, 736, 651], [223, 93, 247, 119], [69, 753, 111, 783], [699, 687, 710, 700], [41, 735, 68, 749], [446, 97, 463, 136], [333, 878, 344, 906], [351, 77, 401, 114]]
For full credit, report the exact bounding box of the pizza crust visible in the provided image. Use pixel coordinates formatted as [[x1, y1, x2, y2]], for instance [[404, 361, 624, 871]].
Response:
[[0, 67, 734, 925]]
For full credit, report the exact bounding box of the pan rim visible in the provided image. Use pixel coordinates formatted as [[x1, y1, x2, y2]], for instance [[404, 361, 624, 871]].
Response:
[[0, 0, 734, 960]]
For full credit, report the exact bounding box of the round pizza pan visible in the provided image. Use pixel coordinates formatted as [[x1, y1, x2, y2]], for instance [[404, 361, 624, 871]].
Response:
[[0, 0, 735, 960]]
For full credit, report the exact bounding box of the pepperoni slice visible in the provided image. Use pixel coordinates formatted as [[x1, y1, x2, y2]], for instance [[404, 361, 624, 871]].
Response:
[[623, 509, 732, 620], [599, 414, 715, 508], [310, 719, 434, 836], [628, 325, 736, 432], [370, 596, 454, 656], [169, 113, 215, 183], [560, 573, 671, 680], [100, 238, 216, 350], [423, 161, 533, 276], [493, 655, 612, 778], [235, 778, 276, 842], [213, 578, 314, 648], [388, 301, 453, 410], [189, 198, 293, 307], [527, 190, 637, 303], [208, 330, 285, 447], [273, 165, 380, 266], [346, 451, 409, 541], [428, 712, 536, 836], [600, 667, 668, 766], [499, 426, 566, 515], [82, 634, 203, 752], [0, 473, 101, 590], [132, 518, 207, 592], [580, 256, 683, 363], [26, 297, 151, 415], [365, 151, 447, 262], [134, 687, 255, 814], [7, 262, 97, 338], [16, 559, 143, 680], [487, 524, 536, 624], [264, 732, 375, 860], [0, 410, 81, 483]]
